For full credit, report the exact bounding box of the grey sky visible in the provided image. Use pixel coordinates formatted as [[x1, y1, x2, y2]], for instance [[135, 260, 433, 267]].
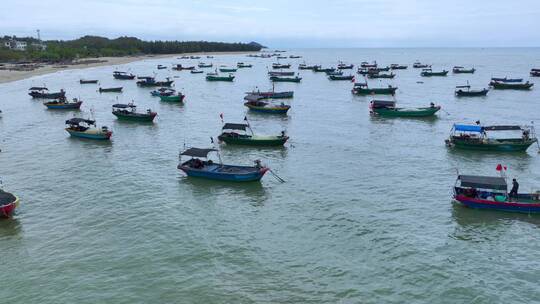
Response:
[[2, 0, 539, 47]]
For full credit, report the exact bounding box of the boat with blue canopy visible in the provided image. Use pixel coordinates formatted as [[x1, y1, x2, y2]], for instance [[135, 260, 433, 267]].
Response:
[[445, 124, 538, 152], [177, 148, 269, 182], [453, 173, 540, 213]]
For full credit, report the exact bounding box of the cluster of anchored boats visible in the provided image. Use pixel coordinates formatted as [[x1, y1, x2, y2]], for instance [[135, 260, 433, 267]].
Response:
[[2, 52, 540, 219]]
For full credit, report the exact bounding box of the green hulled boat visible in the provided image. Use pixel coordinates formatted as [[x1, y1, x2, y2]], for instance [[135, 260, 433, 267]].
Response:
[[219, 67, 238, 72], [329, 74, 354, 81], [445, 124, 538, 152], [160, 93, 185, 102], [370, 100, 440, 117], [218, 122, 288, 146], [206, 73, 235, 82], [489, 81, 534, 90], [112, 103, 157, 122], [270, 76, 302, 82], [352, 83, 397, 95], [244, 100, 291, 114], [420, 68, 448, 77]]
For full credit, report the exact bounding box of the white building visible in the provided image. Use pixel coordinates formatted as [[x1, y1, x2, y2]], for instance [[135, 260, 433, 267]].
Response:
[[4, 39, 28, 51]]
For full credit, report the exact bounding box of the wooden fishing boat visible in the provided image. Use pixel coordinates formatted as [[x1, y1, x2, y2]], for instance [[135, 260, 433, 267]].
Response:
[[490, 81, 534, 90], [0, 189, 19, 218], [219, 67, 238, 73], [160, 93, 185, 102], [277, 56, 287, 59], [413, 62, 430, 68], [44, 98, 83, 109], [136, 77, 174, 87], [289, 55, 301, 59], [455, 85, 489, 97], [369, 100, 440, 117], [314, 66, 335, 73], [179, 56, 189, 59], [157, 64, 167, 70], [390, 64, 408, 70], [270, 75, 302, 82], [80, 79, 98, 84], [452, 66, 475, 74], [206, 73, 235, 82], [244, 100, 291, 114], [299, 64, 319, 70], [190, 70, 204, 74], [491, 77, 523, 83], [530, 70, 540, 77], [237, 62, 253, 68], [453, 174, 540, 213], [329, 74, 354, 81], [206, 56, 214, 58], [368, 72, 395, 79], [337, 63, 354, 70], [421, 68, 448, 77], [272, 63, 291, 69], [112, 103, 157, 122], [268, 71, 295, 76], [357, 68, 379, 76], [360, 61, 377, 68], [177, 148, 269, 182], [65, 118, 112, 140], [244, 87, 294, 99], [445, 124, 538, 152], [150, 87, 175, 97], [198, 63, 213, 68], [28, 87, 66, 99], [218, 122, 289, 146], [172, 64, 195, 71], [113, 71, 136, 80], [352, 83, 397, 95], [190, 56, 201, 59], [99, 87, 123, 93]]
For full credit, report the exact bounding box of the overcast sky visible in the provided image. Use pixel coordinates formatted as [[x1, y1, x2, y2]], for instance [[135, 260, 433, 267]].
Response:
[[2, 0, 539, 47]]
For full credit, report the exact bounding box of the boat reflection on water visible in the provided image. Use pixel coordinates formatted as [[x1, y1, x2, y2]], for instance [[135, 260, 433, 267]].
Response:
[[0, 218, 23, 238], [180, 177, 269, 206]]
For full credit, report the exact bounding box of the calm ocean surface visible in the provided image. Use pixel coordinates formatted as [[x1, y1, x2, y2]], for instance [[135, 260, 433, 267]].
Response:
[[1, 48, 540, 303]]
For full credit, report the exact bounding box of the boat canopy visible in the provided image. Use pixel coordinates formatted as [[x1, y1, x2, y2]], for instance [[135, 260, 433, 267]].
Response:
[[29, 87, 48, 91], [454, 124, 482, 132], [181, 148, 218, 158], [483, 125, 522, 131], [371, 100, 396, 108], [458, 175, 507, 191], [455, 85, 471, 89], [222, 123, 248, 131], [66, 118, 95, 125], [112, 103, 136, 108]]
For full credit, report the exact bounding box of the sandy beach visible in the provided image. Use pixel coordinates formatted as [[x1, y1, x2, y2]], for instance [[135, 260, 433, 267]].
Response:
[[0, 51, 256, 84]]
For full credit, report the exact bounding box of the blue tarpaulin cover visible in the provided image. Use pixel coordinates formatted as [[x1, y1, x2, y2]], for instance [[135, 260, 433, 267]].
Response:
[[454, 124, 482, 132]]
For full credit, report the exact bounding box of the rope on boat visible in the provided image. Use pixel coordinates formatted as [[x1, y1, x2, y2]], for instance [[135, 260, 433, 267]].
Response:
[[269, 169, 286, 183]]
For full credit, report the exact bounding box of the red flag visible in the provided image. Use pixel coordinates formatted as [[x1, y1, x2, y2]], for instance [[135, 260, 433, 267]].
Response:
[[496, 164, 503, 171], [351, 77, 355, 83], [503, 166, 507, 171]]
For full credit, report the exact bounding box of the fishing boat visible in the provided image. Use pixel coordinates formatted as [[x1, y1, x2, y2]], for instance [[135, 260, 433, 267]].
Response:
[[453, 173, 540, 213], [28, 87, 66, 99], [160, 92, 185, 102], [179, 56, 189, 59], [44, 98, 83, 109], [218, 122, 289, 146], [277, 56, 287, 59], [113, 71, 136, 80], [357, 68, 379, 76], [112, 103, 157, 122], [190, 70, 204, 74], [421, 68, 448, 77], [329, 74, 354, 81], [172, 64, 195, 71], [0, 189, 19, 218], [368, 72, 395, 79], [65, 118, 112, 140], [452, 66, 475, 74], [289, 55, 301, 59], [373, 66, 390, 72], [360, 61, 377, 68], [206, 72, 235, 82], [326, 70, 343, 76], [150, 87, 175, 97], [490, 81, 534, 90], [445, 124, 538, 152], [268, 71, 295, 76], [455, 84, 489, 97], [190, 56, 200, 59], [177, 148, 269, 182], [351, 83, 397, 95], [530, 70, 540, 77], [237, 62, 253, 68], [337, 63, 354, 69], [413, 62, 430, 68], [136, 77, 174, 87], [390, 64, 408, 70], [157, 64, 167, 70], [99, 87, 123, 93], [244, 100, 291, 114], [206, 55, 214, 58], [198, 63, 213, 68], [272, 63, 291, 69], [270, 75, 302, 83], [369, 100, 440, 117], [80, 79, 98, 84], [244, 86, 294, 99], [299, 64, 319, 70], [219, 67, 238, 73], [314, 66, 335, 73], [491, 77, 523, 83]]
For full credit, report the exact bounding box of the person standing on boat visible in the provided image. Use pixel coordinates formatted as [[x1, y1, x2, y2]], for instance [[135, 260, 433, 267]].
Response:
[[509, 178, 519, 200]]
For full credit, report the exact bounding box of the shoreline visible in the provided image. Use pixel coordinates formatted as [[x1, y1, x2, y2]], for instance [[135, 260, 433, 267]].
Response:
[[0, 51, 256, 84]]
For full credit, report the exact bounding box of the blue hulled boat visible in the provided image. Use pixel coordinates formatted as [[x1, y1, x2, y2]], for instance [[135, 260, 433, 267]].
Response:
[[177, 148, 269, 182]]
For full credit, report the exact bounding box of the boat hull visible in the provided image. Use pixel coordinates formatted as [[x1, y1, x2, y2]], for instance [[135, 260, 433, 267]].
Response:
[[352, 88, 397, 95], [206, 76, 235, 81], [113, 112, 156, 122], [178, 165, 268, 182], [159, 95, 185, 102], [455, 89, 488, 97], [45, 101, 83, 109], [218, 135, 288, 146], [66, 129, 112, 140], [448, 139, 536, 152], [0, 197, 19, 218], [244, 103, 290, 114], [455, 195, 540, 214], [372, 106, 440, 117]]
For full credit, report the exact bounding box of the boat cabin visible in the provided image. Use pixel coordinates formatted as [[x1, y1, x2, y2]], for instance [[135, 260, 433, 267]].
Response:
[[370, 100, 396, 110], [454, 175, 509, 201]]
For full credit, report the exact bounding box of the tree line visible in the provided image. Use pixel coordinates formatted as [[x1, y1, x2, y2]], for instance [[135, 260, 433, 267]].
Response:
[[0, 35, 262, 62]]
